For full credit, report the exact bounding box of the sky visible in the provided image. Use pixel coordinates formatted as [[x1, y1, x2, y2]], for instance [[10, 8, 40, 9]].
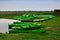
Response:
[[0, 0, 60, 11]]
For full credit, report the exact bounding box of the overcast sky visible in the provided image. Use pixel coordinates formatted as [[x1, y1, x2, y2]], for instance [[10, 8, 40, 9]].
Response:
[[0, 0, 60, 11]]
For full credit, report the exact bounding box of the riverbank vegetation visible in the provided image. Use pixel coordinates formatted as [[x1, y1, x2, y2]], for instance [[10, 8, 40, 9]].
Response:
[[0, 11, 53, 19], [0, 11, 60, 40]]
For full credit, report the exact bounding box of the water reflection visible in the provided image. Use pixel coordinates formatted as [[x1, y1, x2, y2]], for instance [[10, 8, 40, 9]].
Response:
[[0, 19, 20, 33]]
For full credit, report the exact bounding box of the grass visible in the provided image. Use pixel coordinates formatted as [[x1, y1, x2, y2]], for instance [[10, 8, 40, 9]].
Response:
[[0, 11, 53, 19], [40, 16, 60, 28], [0, 30, 60, 40], [0, 11, 60, 40]]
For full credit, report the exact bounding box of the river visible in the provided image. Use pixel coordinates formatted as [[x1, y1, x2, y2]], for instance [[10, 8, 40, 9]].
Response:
[[0, 19, 20, 33]]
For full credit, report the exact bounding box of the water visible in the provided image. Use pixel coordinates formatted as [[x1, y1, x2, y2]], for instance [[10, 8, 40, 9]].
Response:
[[0, 19, 20, 33]]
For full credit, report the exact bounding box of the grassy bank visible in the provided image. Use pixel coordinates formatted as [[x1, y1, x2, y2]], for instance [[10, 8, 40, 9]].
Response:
[[0, 11, 60, 40], [0, 11, 53, 19]]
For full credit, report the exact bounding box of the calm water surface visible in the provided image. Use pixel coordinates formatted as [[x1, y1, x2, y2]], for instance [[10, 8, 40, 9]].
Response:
[[0, 19, 20, 33]]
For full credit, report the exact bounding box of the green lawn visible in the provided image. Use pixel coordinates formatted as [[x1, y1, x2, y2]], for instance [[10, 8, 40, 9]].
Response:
[[41, 16, 60, 28], [0, 16, 60, 40]]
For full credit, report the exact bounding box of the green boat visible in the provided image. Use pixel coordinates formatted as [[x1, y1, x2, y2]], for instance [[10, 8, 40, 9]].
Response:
[[13, 14, 55, 22], [9, 29, 46, 33], [8, 22, 41, 29], [8, 15, 55, 33]]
